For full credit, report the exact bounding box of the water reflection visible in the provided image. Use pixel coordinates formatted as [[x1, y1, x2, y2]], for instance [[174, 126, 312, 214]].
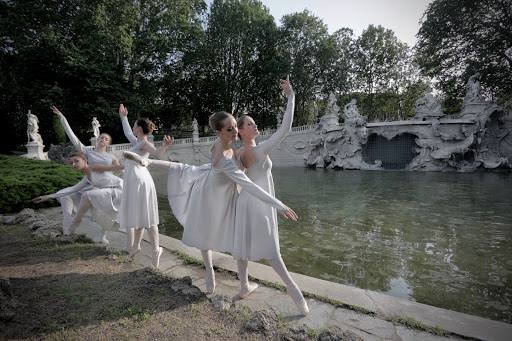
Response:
[[153, 168, 512, 323]]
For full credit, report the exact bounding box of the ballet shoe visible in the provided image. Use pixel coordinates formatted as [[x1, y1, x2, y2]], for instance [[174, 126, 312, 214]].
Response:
[[152, 247, 163, 269], [287, 286, 309, 315], [128, 247, 141, 259], [239, 283, 258, 299], [100, 236, 109, 245], [205, 267, 216, 294], [123, 151, 149, 166]]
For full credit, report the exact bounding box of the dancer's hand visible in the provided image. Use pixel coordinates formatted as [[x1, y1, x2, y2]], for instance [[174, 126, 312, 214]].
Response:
[[50, 106, 63, 118], [163, 135, 174, 146], [279, 75, 292, 97], [33, 196, 51, 203], [278, 204, 298, 221], [119, 104, 128, 117]]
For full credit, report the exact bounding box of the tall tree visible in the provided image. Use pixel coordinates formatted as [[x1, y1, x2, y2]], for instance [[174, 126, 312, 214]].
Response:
[[416, 0, 512, 106], [352, 25, 403, 121]]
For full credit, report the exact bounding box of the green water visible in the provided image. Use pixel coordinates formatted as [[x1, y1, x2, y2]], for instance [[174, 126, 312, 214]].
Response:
[[153, 168, 512, 323]]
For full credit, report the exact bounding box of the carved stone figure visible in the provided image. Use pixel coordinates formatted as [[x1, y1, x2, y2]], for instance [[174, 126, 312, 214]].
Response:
[[414, 88, 443, 118], [92, 117, 101, 138], [192, 118, 199, 135], [464, 72, 484, 103], [27, 111, 43, 144], [326, 93, 340, 116]]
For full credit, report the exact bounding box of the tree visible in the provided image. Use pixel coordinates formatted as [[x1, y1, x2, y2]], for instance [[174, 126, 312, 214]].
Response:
[[352, 25, 403, 121], [416, 0, 512, 107]]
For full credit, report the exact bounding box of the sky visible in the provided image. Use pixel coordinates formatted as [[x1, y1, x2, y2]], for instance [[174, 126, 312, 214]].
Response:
[[205, 0, 434, 47]]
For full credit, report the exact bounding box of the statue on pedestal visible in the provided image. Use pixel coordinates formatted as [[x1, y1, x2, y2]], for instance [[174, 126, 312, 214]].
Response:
[[192, 118, 198, 135], [464, 72, 484, 103], [92, 117, 101, 138], [27, 111, 43, 144], [414, 88, 444, 119]]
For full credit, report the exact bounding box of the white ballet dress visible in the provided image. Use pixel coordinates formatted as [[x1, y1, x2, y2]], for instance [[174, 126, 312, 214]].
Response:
[[166, 156, 287, 253], [233, 90, 295, 261], [49, 171, 123, 230], [57, 115, 121, 226], [119, 116, 159, 230]]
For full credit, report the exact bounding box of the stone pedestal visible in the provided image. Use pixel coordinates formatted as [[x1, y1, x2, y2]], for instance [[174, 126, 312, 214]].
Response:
[[322, 114, 339, 127], [21, 142, 48, 160], [193, 131, 199, 143], [148, 133, 154, 143], [461, 102, 488, 116], [90, 136, 97, 147]]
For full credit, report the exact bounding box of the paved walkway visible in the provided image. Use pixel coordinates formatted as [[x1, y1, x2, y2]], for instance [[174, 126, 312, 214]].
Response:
[[69, 213, 510, 341]]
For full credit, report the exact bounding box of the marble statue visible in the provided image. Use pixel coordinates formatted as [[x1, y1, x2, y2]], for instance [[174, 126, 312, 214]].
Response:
[[192, 118, 198, 135], [413, 88, 443, 119], [464, 72, 484, 103], [92, 117, 101, 138], [27, 111, 43, 144], [326, 93, 340, 116]]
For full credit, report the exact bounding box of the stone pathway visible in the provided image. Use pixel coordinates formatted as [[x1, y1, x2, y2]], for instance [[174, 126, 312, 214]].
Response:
[[3, 207, 511, 341]]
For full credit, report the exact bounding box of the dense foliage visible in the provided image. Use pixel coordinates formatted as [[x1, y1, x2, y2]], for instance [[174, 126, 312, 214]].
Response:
[[0, 155, 84, 213], [1, 0, 509, 153]]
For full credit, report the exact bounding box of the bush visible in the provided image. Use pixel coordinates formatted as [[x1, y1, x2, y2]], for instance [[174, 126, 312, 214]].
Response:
[[0, 154, 84, 214]]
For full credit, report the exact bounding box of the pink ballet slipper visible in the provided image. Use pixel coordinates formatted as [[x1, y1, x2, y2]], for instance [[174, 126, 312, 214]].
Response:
[[128, 247, 141, 259], [152, 247, 163, 269], [287, 286, 309, 315], [239, 283, 258, 299]]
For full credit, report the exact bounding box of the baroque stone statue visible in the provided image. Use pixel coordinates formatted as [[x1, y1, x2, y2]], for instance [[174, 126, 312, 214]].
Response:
[[92, 117, 101, 138], [27, 111, 43, 144]]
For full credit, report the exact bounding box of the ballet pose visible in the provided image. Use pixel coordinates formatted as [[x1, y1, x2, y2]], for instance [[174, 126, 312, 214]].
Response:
[[235, 76, 308, 314], [33, 152, 123, 243], [125, 111, 297, 295], [118, 104, 172, 268], [50, 106, 122, 243]]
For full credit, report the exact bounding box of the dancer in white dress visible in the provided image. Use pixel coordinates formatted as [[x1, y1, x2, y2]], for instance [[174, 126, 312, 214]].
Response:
[[33, 152, 123, 243], [125, 111, 297, 295], [50, 106, 122, 244], [117, 104, 172, 268], [235, 76, 308, 315]]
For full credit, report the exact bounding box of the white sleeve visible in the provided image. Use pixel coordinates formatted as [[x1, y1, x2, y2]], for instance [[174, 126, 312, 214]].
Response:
[[48, 177, 89, 199], [121, 116, 137, 144], [254, 89, 295, 160], [220, 158, 286, 211], [60, 115, 87, 153]]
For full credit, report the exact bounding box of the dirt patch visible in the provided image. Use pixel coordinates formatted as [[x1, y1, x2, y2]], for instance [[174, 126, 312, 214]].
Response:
[[0, 224, 327, 340]]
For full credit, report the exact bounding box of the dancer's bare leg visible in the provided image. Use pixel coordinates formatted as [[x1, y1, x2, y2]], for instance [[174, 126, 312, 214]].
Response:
[[68, 193, 92, 235], [201, 250, 215, 294], [237, 259, 258, 299], [100, 228, 109, 245], [147, 159, 171, 173], [268, 257, 309, 315], [147, 226, 163, 268], [59, 193, 79, 235], [128, 228, 143, 258], [124, 227, 134, 253]]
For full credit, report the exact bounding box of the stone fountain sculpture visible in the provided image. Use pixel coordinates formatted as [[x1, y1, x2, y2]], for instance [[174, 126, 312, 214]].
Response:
[[304, 75, 511, 172]]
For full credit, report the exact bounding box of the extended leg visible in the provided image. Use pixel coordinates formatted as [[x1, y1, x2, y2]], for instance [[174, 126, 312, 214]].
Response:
[[147, 159, 171, 173], [201, 250, 215, 294], [100, 228, 109, 245], [237, 259, 258, 299], [59, 192, 81, 235], [268, 257, 309, 315], [128, 228, 143, 258]]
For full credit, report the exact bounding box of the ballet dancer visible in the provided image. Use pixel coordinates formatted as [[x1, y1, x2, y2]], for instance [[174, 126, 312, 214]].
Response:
[[117, 104, 172, 268], [124, 111, 297, 295], [33, 152, 123, 243], [235, 76, 308, 314]]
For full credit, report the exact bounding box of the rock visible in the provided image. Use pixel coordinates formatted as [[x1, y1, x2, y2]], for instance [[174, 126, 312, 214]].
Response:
[[27, 220, 48, 231], [0, 277, 17, 322], [48, 142, 78, 164], [211, 295, 233, 312], [181, 286, 202, 299], [283, 324, 309, 341], [13, 208, 35, 224], [0, 216, 16, 225], [244, 310, 277, 332]]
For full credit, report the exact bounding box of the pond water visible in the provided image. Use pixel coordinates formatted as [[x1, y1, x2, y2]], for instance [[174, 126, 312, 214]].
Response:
[[152, 168, 512, 323]]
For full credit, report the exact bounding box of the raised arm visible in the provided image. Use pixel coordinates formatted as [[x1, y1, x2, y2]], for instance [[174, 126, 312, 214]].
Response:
[[119, 104, 137, 144], [254, 78, 295, 160], [51, 106, 88, 153], [220, 158, 297, 220], [91, 164, 124, 172], [141, 136, 174, 157]]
